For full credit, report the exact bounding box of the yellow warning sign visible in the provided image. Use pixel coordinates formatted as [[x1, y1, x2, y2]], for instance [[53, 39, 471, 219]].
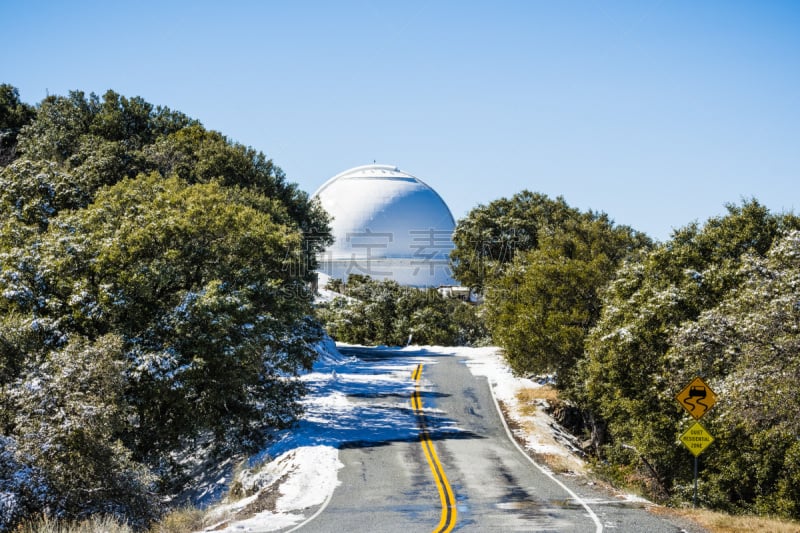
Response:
[[676, 376, 717, 419], [680, 422, 714, 456]]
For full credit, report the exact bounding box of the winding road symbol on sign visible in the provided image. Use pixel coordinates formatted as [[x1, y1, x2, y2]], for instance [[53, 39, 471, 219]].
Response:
[[676, 377, 717, 419]]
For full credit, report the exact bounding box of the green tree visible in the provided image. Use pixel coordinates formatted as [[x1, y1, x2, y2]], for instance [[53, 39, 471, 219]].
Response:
[[6, 87, 331, 301], [90, 90, 157, 148], [450, 191, 580, 291], [486, 213, 649, 387], [0, 86, 331, 527], [14, 88, 330, 272], [0, 159, 89, 235], [317, 275, 486, 346], [17, 91, 96, 163], [39, 174, 317, 459], [17, 89, 194, 165], [0, 84, 36, 166], [8, 334, 158, 527], [140, 125, 331, 278], [0, 85, 35, 131]]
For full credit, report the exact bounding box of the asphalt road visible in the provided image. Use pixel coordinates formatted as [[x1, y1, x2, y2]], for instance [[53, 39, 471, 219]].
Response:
[[292, 347, 706, 533]]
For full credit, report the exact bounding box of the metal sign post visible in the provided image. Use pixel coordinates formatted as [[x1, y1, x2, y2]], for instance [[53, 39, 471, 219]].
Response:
[[694, 454, 698, 508]]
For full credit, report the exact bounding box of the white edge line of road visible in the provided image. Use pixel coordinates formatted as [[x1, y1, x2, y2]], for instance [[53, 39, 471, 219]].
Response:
[[486, 378, 604, 533], [285, 478, 337, 533]]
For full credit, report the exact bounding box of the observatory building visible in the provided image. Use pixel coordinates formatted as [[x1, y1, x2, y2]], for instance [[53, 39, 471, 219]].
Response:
[[313, 164, 457, 287]]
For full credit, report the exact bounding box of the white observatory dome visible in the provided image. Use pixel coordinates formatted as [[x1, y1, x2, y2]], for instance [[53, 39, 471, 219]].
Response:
[[313, 164, 457, 287]]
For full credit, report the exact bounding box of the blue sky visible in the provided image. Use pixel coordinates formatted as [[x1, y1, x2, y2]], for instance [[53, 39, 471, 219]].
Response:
[[2, 0, 798, 241]]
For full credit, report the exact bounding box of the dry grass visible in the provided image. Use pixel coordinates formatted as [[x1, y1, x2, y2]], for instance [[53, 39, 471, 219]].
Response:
[[517, 385, 560, 403], [149, 507, 208, 533], [516, 385, 561, 419], [15, 508, 213, 533], [14, 507, 216, 533], [530, 452, 581, 474], [656, 507, 800, 533], [14, 515, 134, 533]]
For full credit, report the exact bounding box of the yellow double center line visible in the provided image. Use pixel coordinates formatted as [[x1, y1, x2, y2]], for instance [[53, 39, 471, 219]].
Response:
[[412, 364, 457, 533]]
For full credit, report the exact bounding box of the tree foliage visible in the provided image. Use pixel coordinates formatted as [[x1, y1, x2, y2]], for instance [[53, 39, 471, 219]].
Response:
[[488, 219, 643, 379], [450, 191, 581, 291], [18, 89, 193, 166], [456, 191, 651, 386], [0, 84, 35, 166], [577, 200, 800, 516], [667, 230, 800, 515], [38, 175, 316, 459], [317, 275, 488, 347], [0, 85, 330, 530], [9, 88, 329, 282], [8, 334, 159, 527]]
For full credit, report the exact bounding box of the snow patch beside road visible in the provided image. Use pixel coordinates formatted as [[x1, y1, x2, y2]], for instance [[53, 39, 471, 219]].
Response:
[[204, 446, 342, 532]]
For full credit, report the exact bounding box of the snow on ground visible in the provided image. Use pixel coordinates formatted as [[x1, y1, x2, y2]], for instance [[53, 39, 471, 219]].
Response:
[[199, 341, 590, 532], [313, 273, 355, 305], [199, 338, 428, 532], [202, 446, 341, 532]]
